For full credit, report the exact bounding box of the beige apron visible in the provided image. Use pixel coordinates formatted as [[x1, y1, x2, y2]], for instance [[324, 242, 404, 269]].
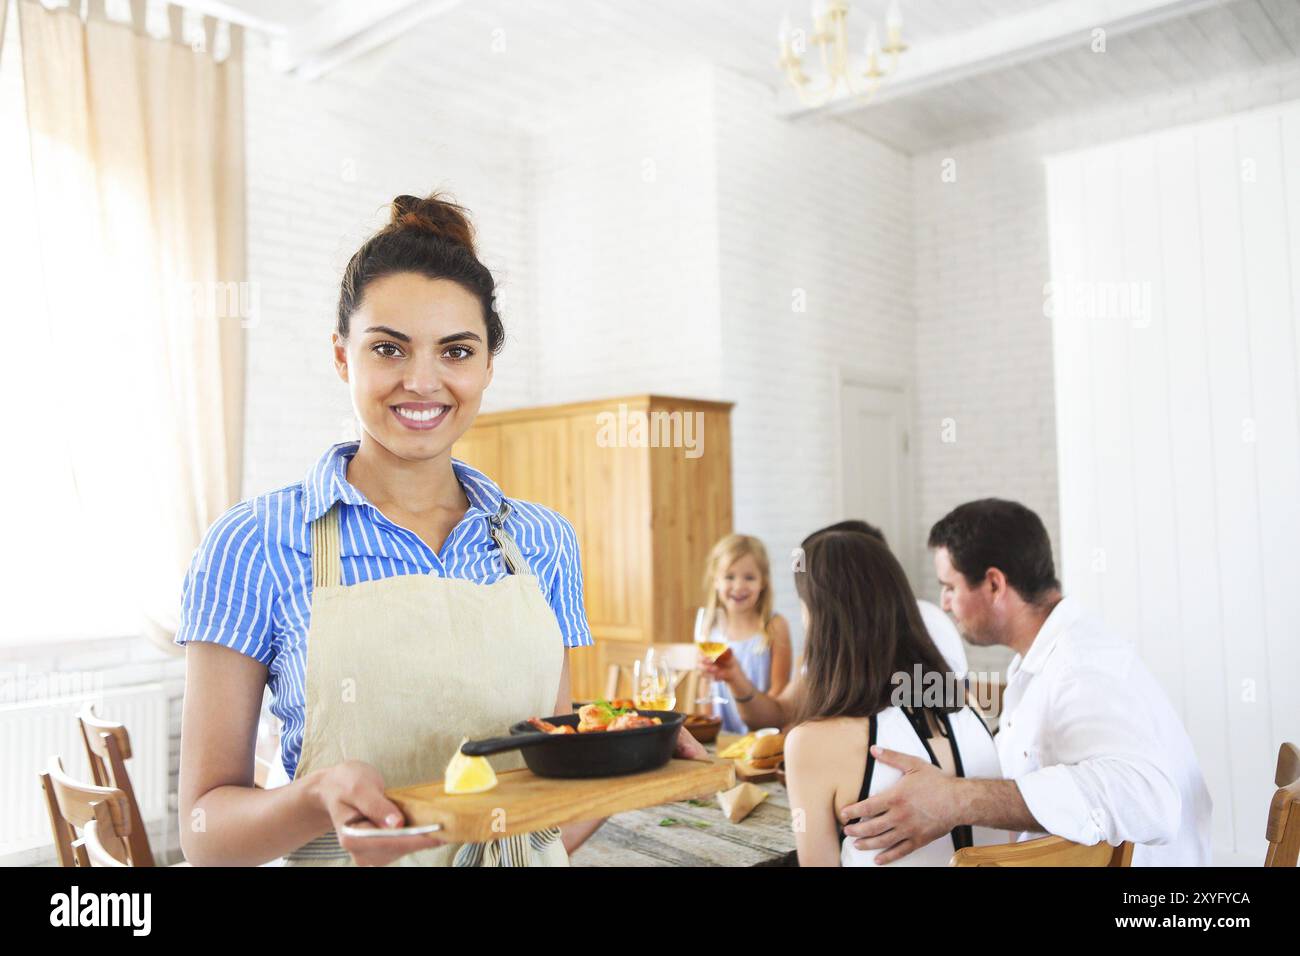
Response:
[[284, 498, 569, 867]]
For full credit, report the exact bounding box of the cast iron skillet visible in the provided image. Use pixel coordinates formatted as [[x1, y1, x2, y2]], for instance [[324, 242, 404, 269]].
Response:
[[337, 710, 685, 840], [460, 710, 685, 779]]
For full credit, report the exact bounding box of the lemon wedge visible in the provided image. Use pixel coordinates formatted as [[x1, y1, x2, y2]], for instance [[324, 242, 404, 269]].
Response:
[[444, 741, 498, 795]]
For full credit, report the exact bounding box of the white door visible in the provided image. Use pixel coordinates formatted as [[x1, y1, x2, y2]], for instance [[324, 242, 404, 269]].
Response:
[[838, 378, 914, 577]]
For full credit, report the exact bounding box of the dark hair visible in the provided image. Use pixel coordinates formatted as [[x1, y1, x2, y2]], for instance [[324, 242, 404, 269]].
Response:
[[791, 530, 957, 724], [927, 498, 1060, 603], [336, 193, 504, 354], [807, 519, 886, 548]]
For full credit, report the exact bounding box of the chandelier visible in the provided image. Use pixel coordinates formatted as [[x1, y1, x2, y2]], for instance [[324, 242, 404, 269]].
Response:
[[778, 0, 908, 108]]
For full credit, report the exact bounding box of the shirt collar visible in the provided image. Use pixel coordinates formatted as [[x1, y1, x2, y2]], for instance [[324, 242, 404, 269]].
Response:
[[301, 440, 506, 524], [1007, 594, 1081, 680]]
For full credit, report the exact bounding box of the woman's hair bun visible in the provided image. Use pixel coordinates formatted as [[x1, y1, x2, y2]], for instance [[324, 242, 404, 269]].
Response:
[[389, 193, 477, 257], [338, 190, 503, 355]]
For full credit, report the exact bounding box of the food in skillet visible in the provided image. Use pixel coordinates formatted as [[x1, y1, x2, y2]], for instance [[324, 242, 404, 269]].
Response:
[[526, 717, 575, 734], [526, 699, 664, 735]]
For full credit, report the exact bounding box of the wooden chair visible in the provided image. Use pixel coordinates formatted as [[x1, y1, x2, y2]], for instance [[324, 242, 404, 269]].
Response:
[[40, 756, 135, 868], [81, 819, 129, 867], [951, 834, 1134, 867], [77, 702, 155, 866], [604, 663, 629, 701], [1265, 742, 1300, 867], [657, 643, 704, 715]]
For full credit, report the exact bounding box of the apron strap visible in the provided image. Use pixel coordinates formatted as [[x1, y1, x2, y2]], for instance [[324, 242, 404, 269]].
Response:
[[488, 500, 536, 577], [311, 499, 534, 583], [311, 503, 343, 589]]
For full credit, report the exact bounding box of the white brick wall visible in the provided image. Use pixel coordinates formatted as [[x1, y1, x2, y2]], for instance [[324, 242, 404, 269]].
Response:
[[713, 68, 914, 657], [526, 65, 915, 657], [529, 64, 724, 405], [239, 32, 537, 498]]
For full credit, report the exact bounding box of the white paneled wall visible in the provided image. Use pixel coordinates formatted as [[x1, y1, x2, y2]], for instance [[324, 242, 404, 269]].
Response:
[[1046, 100, 1300, 860]]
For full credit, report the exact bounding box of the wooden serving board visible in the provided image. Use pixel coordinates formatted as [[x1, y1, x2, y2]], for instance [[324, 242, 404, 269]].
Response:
[[733, 760, 779, 784], [388, 758, 736, 843]]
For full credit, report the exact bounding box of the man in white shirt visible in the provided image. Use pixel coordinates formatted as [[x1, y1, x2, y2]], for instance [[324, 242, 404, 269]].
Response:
[[701, 520, 968, 731], [840, 498, 1212, 866]]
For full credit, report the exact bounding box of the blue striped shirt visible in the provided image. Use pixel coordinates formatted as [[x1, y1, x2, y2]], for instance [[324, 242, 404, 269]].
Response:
[[174, 440, 592, 779]]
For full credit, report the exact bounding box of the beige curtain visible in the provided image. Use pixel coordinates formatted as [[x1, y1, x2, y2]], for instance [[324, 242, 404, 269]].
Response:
[[18, 0, 245, 651]]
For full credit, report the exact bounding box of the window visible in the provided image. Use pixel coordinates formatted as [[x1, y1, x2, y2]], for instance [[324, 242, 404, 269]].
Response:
[[0, 5, 146, 644]]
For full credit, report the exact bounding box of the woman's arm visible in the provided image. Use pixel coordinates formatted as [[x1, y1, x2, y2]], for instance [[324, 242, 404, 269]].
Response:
[[178, 643, 442, 866], [700, 651, 801, 731], [767, 616, 792, 697], [784, 723, 843, 866]]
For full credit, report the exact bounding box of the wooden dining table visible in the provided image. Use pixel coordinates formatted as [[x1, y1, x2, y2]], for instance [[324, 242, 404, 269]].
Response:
[[570, 733, 798, 867]]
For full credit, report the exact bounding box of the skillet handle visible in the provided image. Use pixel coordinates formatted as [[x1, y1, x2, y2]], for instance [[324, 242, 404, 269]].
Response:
[[459, 732, 553, 758]]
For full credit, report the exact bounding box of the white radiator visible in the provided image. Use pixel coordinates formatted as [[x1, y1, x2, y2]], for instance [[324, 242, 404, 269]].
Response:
[[0, 684, 169, 857]]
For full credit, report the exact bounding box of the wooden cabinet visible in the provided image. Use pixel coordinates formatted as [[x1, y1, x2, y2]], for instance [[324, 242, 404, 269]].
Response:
[[453, 395, 734, 701]]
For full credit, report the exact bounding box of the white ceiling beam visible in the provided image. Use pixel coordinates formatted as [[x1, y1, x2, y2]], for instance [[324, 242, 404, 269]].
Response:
[[780, 0, 1225, 120], [273, 0, 466, 81]]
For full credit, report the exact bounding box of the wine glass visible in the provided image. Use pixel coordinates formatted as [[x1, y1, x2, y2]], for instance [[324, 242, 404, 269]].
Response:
[[633, 648, 676, 712], [693, 607, 729, 709]]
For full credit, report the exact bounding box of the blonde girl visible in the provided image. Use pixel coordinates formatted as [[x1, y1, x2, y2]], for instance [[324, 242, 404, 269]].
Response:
[[700, 534, 792, 733]]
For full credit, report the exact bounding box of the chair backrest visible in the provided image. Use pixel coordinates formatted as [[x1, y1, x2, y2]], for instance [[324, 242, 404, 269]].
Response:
[[40, 756, 134, 867], [81, 819, 130, 867], [951, 834, 1134, 867], [604, 663, 626, 702], [1265, 742, 1300, 867], [655, 643, 704, 714], [77, 703, 155, 866]]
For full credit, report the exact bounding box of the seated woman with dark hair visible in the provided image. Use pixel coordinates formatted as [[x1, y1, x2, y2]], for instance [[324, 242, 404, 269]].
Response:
[[784, 530, 1004, 866]]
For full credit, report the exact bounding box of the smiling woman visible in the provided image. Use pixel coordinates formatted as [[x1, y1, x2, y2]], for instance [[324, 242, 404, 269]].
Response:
[[170, 193, 680, 868]]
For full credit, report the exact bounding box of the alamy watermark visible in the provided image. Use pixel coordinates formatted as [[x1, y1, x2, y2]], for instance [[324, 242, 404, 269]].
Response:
[[1043, 276, 1153, 328], [891, 664, 1002, 712], [50, 886, 150, 935], [164, 278, 262, 329], [0, 664, 104, 704], [595, 403, 704, 459]]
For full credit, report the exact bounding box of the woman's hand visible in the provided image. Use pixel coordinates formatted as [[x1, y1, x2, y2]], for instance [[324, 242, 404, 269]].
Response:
[[316, 760, 445, 866], [673, 726, 709, 760], [838, 748, 960, 864], [698, 648, 742, 685]]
